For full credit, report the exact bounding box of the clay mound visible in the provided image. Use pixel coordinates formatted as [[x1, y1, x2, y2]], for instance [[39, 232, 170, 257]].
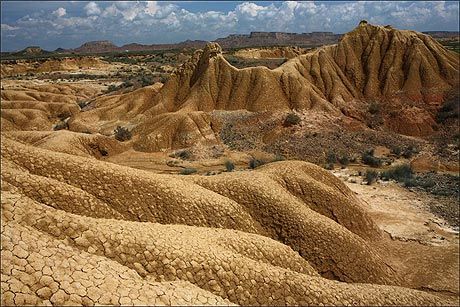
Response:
[[1, 135, 452, 305], [1, 57, 109, 77], [0, 136, 403, 284], [234, 46, 306, 59], [132, 111, 219, 152], [68, 83, 163, 135], [332, 23, 458, 101], [0, 62, 30, 76], [151, 23, 457, 136], [68, 23, 458, 142], [68, 83, 220, 154], [36, 57, 108, 73], [1, 82, 102, 131], [4, 130, 125, 158]]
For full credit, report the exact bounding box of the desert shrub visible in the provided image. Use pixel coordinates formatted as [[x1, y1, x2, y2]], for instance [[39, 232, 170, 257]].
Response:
[[326, 151, 337, 164], [180, 168, 197, 175], [140, 76, 154, 87], [57, 111, 71, 121], [170, 149, 192, 160], [338, 155, 350, 167], [283, 112, 301, 127], [361, 149, 382, 167], [249, 158, 264, 169], [391, 146, 402, 157], [368, 102, 381, 114], [77, 100, 88, 109], [121, 81, 133, 88], [225, 160, 235, 172], [324, 163, 334, 170], [380, 164, 413, 182], [114, 126, 132, 142], [365, 169, 379, 185], [106, 84, 117, 93], [53, 121, 68, 131], [160, 76, 168, 83], [401, 146, 419, 159], [436, 97, 459, 123]]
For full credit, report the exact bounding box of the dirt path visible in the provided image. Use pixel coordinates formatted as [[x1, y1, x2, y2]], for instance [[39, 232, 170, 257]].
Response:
[[333, 169, 459, 301]]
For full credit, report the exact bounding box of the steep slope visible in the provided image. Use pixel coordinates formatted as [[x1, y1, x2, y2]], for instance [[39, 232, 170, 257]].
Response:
[[0, 82, 103, 131], [1, 134, 454, 305], [69, 22, 459, 151], [150, 23, 458, 136], [233, 46, 307, 59], [0, 57, 109, 77]]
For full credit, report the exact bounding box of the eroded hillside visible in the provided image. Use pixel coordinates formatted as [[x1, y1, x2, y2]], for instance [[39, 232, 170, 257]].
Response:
[[1, 22, 459, 306], [66, 23, 458, 157], [2, 134, 458, 306]]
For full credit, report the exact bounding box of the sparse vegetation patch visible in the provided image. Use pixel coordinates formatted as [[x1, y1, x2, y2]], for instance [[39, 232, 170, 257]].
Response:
[[114, 126, 132, 141]]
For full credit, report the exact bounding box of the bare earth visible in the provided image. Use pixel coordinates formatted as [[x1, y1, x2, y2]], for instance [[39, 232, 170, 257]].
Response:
[[1, 22, 459, 306]]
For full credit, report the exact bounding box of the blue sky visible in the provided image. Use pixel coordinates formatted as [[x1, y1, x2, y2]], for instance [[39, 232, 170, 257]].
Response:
[[1, 1, 459, 51]]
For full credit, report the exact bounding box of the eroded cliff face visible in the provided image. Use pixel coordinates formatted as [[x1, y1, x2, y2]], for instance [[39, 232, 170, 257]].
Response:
[[13, 23, 458, 152], [155, 23, 457, 114]]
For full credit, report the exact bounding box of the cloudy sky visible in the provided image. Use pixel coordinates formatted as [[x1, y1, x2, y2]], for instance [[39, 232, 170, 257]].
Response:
[[1, 1, 459, 51]]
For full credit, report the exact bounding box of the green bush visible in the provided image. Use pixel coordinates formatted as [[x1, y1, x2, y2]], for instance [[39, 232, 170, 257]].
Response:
[[391, 146, 402, 157], [283, 112, 301, 127], [106, 84, 117, 93], [114, 126, 132, 142], [326, 151, 337, 164], [249, 158, 264, 169], [53, 121, 68, 131], [368, 102, 380, 114], [436, 98, 459, 123], [170, 149, 192, 160], [401, 146, 419, 159], [380, 164, 413, 182], [338, 155, 350, 167], [180, 168, 197, 175], [78, 100, 88, 109], [365, 169, 379, 185], [225, 160, 235, 172], [361, 149, 382, 167]]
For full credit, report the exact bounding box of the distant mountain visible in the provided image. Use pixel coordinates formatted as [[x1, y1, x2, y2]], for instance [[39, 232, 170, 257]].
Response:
[[5, 30, 458, 57], [215, 31, 342, 48], [73, 40, 119, 53], [422, 31, 459, 40], [12, 46, 52, 57], [59, 31, 345, 54]]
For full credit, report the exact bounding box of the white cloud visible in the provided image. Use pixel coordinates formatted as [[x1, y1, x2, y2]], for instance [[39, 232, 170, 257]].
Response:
[[52, 7, 67, 18], [1, 24, 19, 31], [84, 2, 101, 16], [2, 1, 459, 51], [236, 2, 266, 17], [145, 1, 158, 16]]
